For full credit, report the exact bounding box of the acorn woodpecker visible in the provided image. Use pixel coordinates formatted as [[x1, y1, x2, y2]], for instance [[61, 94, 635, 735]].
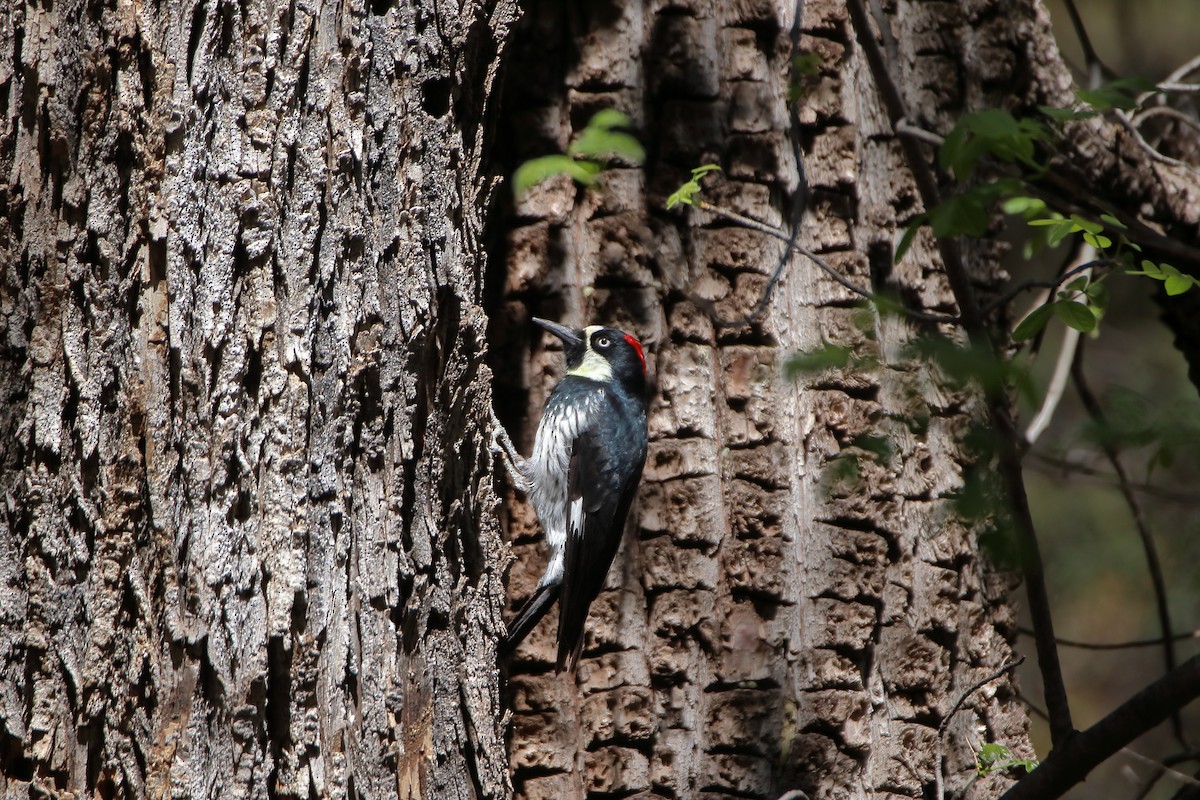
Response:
[[491, 317, 649, 671]]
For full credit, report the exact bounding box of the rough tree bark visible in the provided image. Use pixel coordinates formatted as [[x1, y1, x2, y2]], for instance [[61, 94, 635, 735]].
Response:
[[490, 1, 1043, 798], [0, 0, 517, 797], [7, 0, 1192, 797]]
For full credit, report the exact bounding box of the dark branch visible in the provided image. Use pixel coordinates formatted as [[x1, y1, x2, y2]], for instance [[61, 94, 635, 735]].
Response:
[[999, 655, 1200, 800], [1028, 452, 1200, 506], [696, 201, 959, 325], [1071, 342, 1186, 749], [1017, 626, 1200, 651], [1062, 0, 1113, 84], [936, 658, 1026, 800]]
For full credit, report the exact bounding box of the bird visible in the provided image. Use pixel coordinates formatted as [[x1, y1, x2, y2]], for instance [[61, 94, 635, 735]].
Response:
[[490, 317, 649, 671]]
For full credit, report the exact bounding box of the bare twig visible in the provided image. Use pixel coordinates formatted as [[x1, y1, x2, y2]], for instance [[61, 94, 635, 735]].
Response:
[[846, 0, 1075, 747], [1162, 53, 1200, 87], [1118, 746, 1200, 789], [1023, 245, 1096, 445], [1115, 110, 1198, 170], [999, 654, 1200, 800], [1132, 106, 1200, 133], [695, 201, 960, 325], [936, 658, 1025, 800], [895, 118, 946, 147], [1063, 0, 1111, 87], [1157, 81, 1200, 94], [1071, 343, 1189, 750], [1132, 751, 1200, 800], [1017, 626, 1200, 651], [983, 258, 1116, 319], [1029, 452, 1200, 506]]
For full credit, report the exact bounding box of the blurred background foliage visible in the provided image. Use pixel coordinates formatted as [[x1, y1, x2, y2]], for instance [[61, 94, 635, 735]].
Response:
[[1017, 2, 1199, 796]]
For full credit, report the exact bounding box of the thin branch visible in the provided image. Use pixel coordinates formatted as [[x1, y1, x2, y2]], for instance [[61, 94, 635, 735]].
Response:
[[1152, 82, 1200, 95], [981, 258, 1117, 318], [936, 658, 1025, 800], [846, 0, 1075, 747], [1028, 452, 1200, 506], [1023, 245, 1095, 445], [1017, 691, 1049, 722], [1169, 54, 1200, 84], [1037, 164, 1200, 276], [895, 118, 946, 147], [695, 201, 960, 325], [1017, 626, 1200, 651], [1071, 342, 1189, 750], [1118, 747, 1200, 789], [1115, 110, 1199, 170], [1062, 0, 1111, 87], [999, 654, 1200, 800], [1132, 106, 1200, 133]]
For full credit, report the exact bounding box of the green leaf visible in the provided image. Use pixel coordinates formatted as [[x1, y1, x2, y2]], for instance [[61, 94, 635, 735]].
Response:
[[1001, 196, 1046, 215], [929, 192, 990, 239], [569, 128, 644, 165], [1053, 300, 1097, 332], [1069, 214, 1103, 234], [895, 215, 927, 263], [979, 744, 1011, 765], [565, 109, 645, 165], [1077, 77, 1159, 111], [667, 182, 699, 210], [1131, 260, 1165, 279], [1164, 273, 1193, 296], [939, 109, 1050, 180], [1085, 281, 1110, 313], [977, 743, 1038, 776], [512, 155, 601, 198], [1099, 213, 1127, 230], [1012, 303, 1054, 342], [666, 164, 721, 209], [1082, 232, 1112, 250], [785, 344, 854, 378], [1063, 276, 1089, 294], [851, 434, 895, 465], [792, 52, 822, 77], [1038, 104, 1096, 122], [938, 124, 970, 177], [1045, 221, 1074, 247]]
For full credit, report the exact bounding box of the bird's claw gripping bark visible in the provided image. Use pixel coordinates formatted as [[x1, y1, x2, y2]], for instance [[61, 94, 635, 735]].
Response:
[[489, 409, 531, 493]]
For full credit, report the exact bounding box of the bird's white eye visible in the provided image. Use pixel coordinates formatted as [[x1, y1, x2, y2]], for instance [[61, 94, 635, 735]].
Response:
[[596, 336, 611, 348]]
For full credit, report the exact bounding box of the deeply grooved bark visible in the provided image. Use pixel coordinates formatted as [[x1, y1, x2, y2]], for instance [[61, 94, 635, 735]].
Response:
[[490, 0, 1033, 798]]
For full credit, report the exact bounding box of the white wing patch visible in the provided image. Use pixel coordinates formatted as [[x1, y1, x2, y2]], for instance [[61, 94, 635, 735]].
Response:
[[527, 390, 599, 588]]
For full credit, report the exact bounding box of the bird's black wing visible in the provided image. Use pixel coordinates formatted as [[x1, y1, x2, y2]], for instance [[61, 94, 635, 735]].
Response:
[[500, 582, 561, 657], [556, 392, 646, 671]]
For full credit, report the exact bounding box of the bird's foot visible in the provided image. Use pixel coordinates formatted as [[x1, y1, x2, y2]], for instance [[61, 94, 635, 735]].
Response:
[[489, 409, 531, 493]]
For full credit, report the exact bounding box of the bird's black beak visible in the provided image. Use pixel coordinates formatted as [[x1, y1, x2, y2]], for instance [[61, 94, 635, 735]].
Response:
[[533, 317, 584, 348]]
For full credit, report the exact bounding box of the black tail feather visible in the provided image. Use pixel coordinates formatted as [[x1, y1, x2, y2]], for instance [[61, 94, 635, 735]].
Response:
[[501, 583, 561, 656]]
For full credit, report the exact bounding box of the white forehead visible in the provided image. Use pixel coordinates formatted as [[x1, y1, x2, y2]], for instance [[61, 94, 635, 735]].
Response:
[[583, 325, 603, 336]]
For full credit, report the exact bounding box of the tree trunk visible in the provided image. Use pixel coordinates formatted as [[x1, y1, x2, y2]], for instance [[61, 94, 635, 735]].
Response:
[[491, 0, 1038, 798], [0, 0, 516, 797], [16, 0, 1186, 796]]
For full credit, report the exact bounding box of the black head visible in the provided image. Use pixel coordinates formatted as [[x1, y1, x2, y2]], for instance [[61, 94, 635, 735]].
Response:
[[533, 317, 647, 392]]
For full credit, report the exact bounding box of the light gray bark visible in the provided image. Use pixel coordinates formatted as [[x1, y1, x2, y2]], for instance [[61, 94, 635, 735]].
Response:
[[0, 0, 516, 797]]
